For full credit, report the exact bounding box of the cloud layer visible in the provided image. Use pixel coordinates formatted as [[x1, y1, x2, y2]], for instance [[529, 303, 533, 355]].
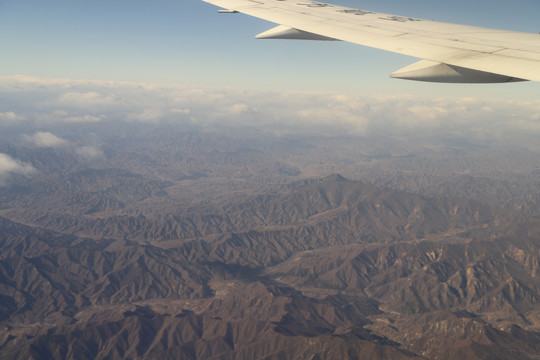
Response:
[[1, 75, 540, 149]]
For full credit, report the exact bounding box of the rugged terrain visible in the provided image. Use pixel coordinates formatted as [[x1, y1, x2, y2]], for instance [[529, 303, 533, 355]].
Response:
[[0, 124, 539, 359]]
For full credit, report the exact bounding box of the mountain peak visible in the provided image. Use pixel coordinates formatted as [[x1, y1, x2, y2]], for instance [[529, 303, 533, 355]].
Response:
[[291, 174, 350, 187], [322, 174, 347, 183]]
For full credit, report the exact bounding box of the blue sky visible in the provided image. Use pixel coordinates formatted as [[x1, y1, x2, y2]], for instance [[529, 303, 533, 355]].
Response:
[[1, 0, 539, 97]]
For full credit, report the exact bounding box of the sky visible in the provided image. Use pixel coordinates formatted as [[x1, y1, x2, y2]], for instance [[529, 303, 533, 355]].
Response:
[[0, 0, 539, 97]]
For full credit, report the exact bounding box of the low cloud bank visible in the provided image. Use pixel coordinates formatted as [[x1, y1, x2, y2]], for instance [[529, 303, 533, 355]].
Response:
[[1, 75, 539, 149]]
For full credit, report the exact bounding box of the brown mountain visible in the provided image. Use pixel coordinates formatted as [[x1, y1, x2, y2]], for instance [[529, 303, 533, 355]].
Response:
[[0, 175, 539, 359]]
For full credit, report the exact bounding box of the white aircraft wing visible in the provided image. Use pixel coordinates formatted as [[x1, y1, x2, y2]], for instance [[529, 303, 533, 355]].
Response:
[[202, 0, 540, 83]]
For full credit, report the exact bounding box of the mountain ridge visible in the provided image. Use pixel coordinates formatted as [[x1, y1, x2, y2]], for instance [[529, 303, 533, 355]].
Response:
[[1, 175, 539, 359]]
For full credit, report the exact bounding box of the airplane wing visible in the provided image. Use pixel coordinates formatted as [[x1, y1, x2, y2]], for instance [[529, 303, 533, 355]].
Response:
[[202, 0, 540, 83]]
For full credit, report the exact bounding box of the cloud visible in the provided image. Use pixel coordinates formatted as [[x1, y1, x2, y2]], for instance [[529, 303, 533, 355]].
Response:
[[227, 104, 251, 115], [24, 132, 70, 148], [171, 108, 191, 115], [64, 114, 104, 123], [0, 112, 19, 121], [1, 75, 540, 149], [0, 153, 36, 185], [127, 108, 164, 123], [76, 146, 104, 160]]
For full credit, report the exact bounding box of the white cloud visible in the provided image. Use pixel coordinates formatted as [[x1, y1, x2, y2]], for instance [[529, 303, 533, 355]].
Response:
[[76, 146, 104, 160], [58, 91, 116, 107], [171, 108, 191, 114], [24, 132, 70, 148], [64, 114, 104, 123], [227, 104, 251, 114], [1, 75, 540, 149], [0, 112, 19, 121], [0, 153, 36, 185], [127, 108, 164, 123]]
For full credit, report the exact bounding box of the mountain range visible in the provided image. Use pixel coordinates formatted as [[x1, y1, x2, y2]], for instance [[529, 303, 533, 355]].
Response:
[[1, 173, 539, 359]]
